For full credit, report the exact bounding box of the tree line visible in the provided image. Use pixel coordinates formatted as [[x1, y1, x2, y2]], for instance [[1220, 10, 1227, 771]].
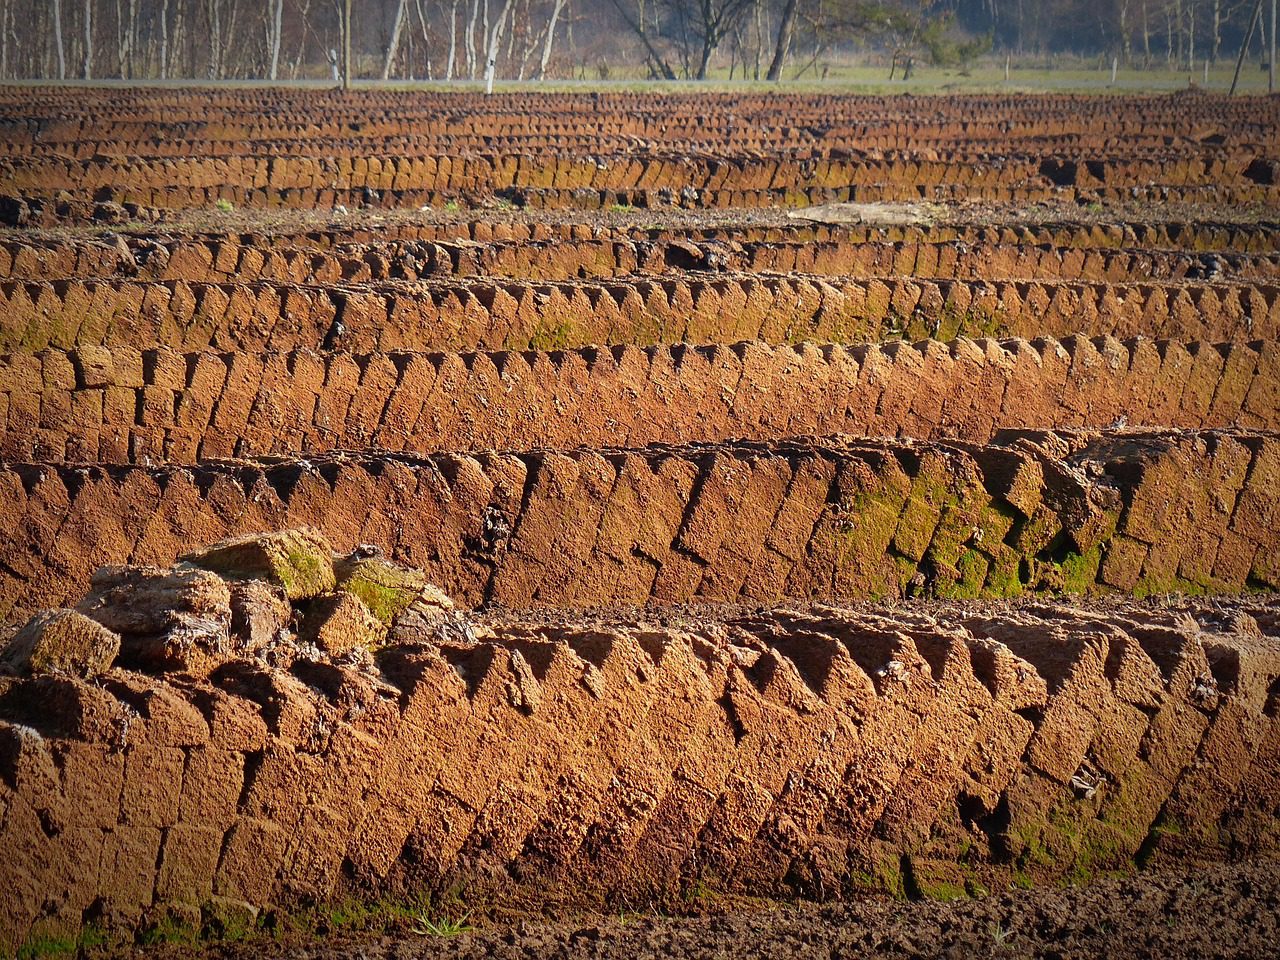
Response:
[[2, 0, 1272, 82]]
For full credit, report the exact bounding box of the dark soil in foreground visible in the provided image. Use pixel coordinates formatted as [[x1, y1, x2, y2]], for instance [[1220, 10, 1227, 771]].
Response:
[[126, 859, 1280, 960]]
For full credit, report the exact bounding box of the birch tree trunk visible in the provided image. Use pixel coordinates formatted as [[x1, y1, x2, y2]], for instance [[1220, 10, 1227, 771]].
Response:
[[382, 0, 407, 79], [204, 0, 221, 79], [115, 0, 137, 78], [485, 0, 514, 92], [269, 0, 284, 79], [128, 0, 137, 77], [537, 0, 567, 78], [505, 0, 519, 63], [342, 0, 353, 88], [82, 0, 92, 78], [52, 0, 66, 79], [465, 0, 480, 77], [447, 0, 460, 79], [1141, 0, 1151, 64], [412, 0, 432, 78], [1188, 0, 1197, 67], [1119, 0, 1132, 60], [158, 0, 168, 78]]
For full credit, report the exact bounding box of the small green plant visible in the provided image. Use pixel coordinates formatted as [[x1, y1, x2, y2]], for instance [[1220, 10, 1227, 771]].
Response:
[[608, 202, 634, 213], [214, 198, 235, 213], [444, 199, 460, 212], [989, 921, 1017, 949], [494, 197, 513, 210], [410, 910, 473, 937]]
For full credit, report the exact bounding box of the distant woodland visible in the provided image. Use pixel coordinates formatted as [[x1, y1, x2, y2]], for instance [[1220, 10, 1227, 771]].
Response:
[[4, 0, 1273, 82]]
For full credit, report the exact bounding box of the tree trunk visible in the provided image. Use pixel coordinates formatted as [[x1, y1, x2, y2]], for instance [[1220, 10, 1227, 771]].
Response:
[[447, 0, 459, 79], [204, 0, 220, 79], [158, 0, 168, 79], [537, 0, 567, 79], [466, 0, 480, 78], [609, 0, 676, 79], [269, 0, 284, 80], [382, 0, 407, 79], [696, 33, 714, 79], [1119, 0, 1131, 60], [505, 0, 518, 62], [342, 0, 353, 88], [484, 0, 514, 92], [127, 0, 137, 78], [52, 0, 66, 78], [1212, 0, 1222, 61], [82, 0, 92, 78], [747, 0, 757, 80], [1231, 0, 1263, 93], [1189, 0, 1198, 67], [765, 0, 797, 80], [1174, 0, 1184, 65], [412, 0, 432, 79], [115, 0, 137, 78]]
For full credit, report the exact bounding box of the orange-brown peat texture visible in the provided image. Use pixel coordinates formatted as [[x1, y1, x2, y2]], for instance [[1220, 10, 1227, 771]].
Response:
[[0, 87, 1277, 956]]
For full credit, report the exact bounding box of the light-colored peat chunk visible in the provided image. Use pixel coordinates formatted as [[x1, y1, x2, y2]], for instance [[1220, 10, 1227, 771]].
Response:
[[228, 580, 292, 656], [76, 564, 232, 674], [2, 608, 120, 677], [299, 592, 387, 656], [333, 549, 454, 625], [185, 527, 337, 601]]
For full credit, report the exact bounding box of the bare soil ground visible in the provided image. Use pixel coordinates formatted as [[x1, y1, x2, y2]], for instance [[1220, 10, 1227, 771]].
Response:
[[130, 858, 1280, 960]]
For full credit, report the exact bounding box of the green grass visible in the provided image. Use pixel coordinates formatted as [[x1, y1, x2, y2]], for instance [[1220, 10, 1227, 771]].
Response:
[[990, 921, 1018, 950], [410, 911, 474, 937], [296, 894, 442, 936]]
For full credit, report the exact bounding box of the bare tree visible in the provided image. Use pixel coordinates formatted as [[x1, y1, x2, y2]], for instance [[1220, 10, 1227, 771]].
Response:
[[115, 0, 139, 78], [203, 0, 220, 77], [485, 0, 516, 89], [342, 0, 352, 87], [268, 0, 285, 78], [52, 0, 67, 78], [1118, 0, 1132, 60], [609, 0, 677, 78], [445, 0, 460, 77], [383, 0, 408, 77], [410, 0, 433, 77], [466, 0, 481, 76], [536, 0, 569, 77], [83, 0, 93, 78], [766, 0, 797, 78], [158, 0, 169, 77]]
